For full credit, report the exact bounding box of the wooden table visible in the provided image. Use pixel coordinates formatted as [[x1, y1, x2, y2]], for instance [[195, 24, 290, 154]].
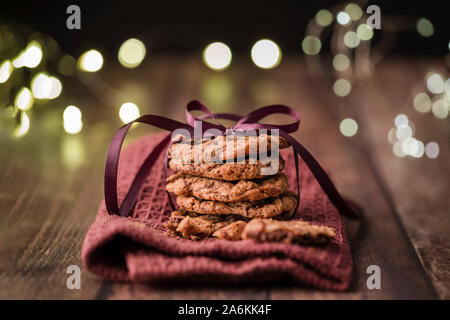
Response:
[[0, 56, 448, 299]]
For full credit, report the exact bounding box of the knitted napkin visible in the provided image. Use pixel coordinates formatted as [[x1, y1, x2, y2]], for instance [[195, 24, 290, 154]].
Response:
[[81, 132, 353, 290]]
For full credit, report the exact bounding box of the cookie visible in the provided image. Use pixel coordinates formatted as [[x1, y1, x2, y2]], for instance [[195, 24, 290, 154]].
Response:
[[165, 210, 247, 240], [166, 173, 288, 202], [175, 191, 298, 219], [242, 219, 336, 245], [169, 133, 289, 163], [168, 156, 285, 181], [212, 221, 247, 241]]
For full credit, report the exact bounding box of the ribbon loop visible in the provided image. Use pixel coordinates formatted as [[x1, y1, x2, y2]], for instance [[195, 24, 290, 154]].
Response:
[[104, 100, 362, 220]]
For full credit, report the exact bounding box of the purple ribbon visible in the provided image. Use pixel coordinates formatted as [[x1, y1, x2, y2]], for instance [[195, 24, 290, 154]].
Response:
[[104, 100, 362, 220]]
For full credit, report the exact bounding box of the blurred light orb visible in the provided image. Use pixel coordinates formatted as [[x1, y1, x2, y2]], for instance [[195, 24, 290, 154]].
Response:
[[203, 42, 232, 71], [119, 102, 140, 123], [395, 125, 412, 141], [393, 141, 406, 158], [15, 87, 34, 111], [416, 18, 434, 37], [445, 79, 450, 95], [339, 118, 358, 137], [333, 78, 351, 97], [394, 114, 408, 128], [118, 38, 146, 69], [425, 142, 439, 159], [431, 99, 448, 119], [48, 77, 62, 99], [344, 31, 360, 48], [402, 137, 424, 158], [332, 54, 350, 71], [426, 73, 445, 94], [31, 73, 53, 99], [251, 39, 281, 69], [356, 24, 374, 41], [302, 36, 322, 56], [58, 55, 76, 76], [387, 127, 396, 144], [63, 105, 83, 135], [79, 49, 103, 72], [15, 112, 30, 137], [315, 9, 333, 27], [13, 41, 43, 69], [413, 92, 432, 113], [0, 60, 13, 83], [336, 11, 351, 25], [345, 3, 363, 21]]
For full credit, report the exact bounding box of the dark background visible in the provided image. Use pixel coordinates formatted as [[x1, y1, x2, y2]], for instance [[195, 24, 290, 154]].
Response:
[[1, 0, 449, 58]]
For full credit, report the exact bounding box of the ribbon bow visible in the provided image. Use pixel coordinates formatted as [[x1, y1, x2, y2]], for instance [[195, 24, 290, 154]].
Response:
[[105, 100, 362, 220]]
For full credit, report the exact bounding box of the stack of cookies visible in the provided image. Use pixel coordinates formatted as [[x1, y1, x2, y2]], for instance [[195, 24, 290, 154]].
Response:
[[165, 134, 335, 245]]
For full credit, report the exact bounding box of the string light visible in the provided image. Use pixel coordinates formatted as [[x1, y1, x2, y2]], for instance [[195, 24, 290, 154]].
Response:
[[15, 112, 30, 137], [251, 39, 281, 69], [15, 87, 34, 111], [394, 114, 408, 127], [332, 54, 350, 71], [425, 142, 439, 159], [302, 36, 322, 55], [202, 42, 232, 71], [63, 105, 83, 134], [315, 9, 333, 27], [344, 31, 360, 48], [336, 12, 351, 25], [12, 41, 43, 68], [78, 50, 103, 72], [431, 98, 448, 119], [31, 73, 53, 99], [0, 60, 13, 83], [333, 78, 351, 97], [345, 3, 363, 21], [413, 92, 432, 113], [48, 77, 62, 99], [339, 118, 358, 137], [119, 102, 140, 123], [356, 24, 374, 41], [118, 38, 146, 69], [426, 73, 445, 94], [416, 18, 434, 37]]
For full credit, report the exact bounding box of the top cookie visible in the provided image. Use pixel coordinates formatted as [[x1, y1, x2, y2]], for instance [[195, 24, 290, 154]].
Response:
[[169, 133, 289, 163]]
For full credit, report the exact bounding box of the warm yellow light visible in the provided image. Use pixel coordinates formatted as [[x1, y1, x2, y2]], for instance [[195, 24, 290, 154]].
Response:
[[333, 79, 351, 97], [302, 36, 322, 56], [63, 105, 83, 134], [15, 87, 34, 111], [344, 31, 360, 48], [416, 18, 434, 37], [339, 118, 358, 137], [202, 42, 232, 71], [345, 3, 363, 21], [118, 38, 146, 68], [15, 112, 30, 137], [251, 39, 281, 69], [119, 102, 140, 123], [58, 55, 76, 76], [315, 9, 333, 27], [431, 99, 448, 119], [332, 54, 350, 71], [356, 24, 374, 41], [0, 60, 13, 83], [413, 92, 431, 113], [336, 11, 351, 25], [12, 41, 43, 69], [78, 49, 103, 72], [31, 73, 53, 99], [48, 77, 62, 99]]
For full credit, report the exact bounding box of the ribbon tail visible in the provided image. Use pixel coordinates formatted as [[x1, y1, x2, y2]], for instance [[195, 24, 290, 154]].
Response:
[[280, 132, 362, 220]]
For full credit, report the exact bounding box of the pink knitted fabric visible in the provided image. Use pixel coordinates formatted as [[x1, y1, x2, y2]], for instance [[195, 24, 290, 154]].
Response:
[[81, 132, 353, 290]]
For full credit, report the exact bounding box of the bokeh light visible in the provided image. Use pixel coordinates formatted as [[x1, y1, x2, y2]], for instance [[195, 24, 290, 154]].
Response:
[[0, 60, 13, 83], [426, 73, 445, 94], [63, 105, 83, 134], [31, 73, 53, 99], [12, 41, 43, 68], [394, 114, 408, 127], [332, 54, 350, 71], [15, 87, 34, 111], [15, 112, 30, 137], [315, 9, 333, 27], [344, 31, 360, 48], [413, 92, 432, 113], [345, 3, 363, 21], [58, 55, 76, 76], [118, 38, 146, 68], [203, 42, 232, 71], [393, 141, 406, 158], [251, 39, 281, 69], [339, 118, 358, 137], [416, 18, 434, 37], [402, 137, 424, 158], [425, 142, 439, 159], [431, 98, 448, 119], [302, 36, 322, 55], [78, 49, 103, 72], [356, 24, 374, 41], [48, 77, 62, 99], [333, 78, 351, 97], [119, 102, 140, 123], [336, 11, 351, 25]]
